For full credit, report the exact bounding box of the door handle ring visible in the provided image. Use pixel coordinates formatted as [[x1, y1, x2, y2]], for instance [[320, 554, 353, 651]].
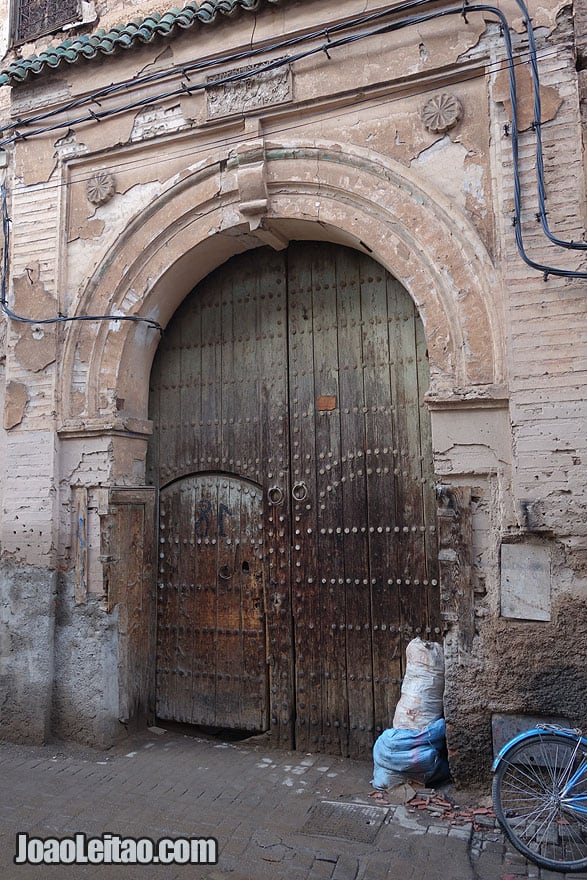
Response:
[[267, 486, 284, 506], [292, 481, 308, 502]]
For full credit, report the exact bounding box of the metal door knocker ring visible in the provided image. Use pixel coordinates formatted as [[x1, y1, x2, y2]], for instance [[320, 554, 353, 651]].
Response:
[[267, 486, 285, 506], [218, 565, 232, 580], [292, 481, 308, 502]]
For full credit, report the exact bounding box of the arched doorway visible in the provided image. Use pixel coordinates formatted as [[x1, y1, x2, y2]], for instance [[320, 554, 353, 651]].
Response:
[[147, 242, 440, 757]]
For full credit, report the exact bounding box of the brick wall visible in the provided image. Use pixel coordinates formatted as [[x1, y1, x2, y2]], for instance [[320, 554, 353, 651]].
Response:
[[495, 12, 587, 588]]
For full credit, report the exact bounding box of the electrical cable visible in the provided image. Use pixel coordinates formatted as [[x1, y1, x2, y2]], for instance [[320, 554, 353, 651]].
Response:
[[4, 9, 509, 146], [0, 0, 452, 137], [512, 0, 586, 250], [5, 0, 583, 263], [0, 2, 581, 247], [10, 43, 564, 199], [3, 0, 585, 264]]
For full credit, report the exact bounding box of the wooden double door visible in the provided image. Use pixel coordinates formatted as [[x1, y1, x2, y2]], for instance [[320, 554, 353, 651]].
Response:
[[148, 242, 439, 757]]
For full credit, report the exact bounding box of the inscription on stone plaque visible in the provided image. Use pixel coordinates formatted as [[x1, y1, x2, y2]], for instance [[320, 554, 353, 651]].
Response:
[[206, 60, 292, 119]]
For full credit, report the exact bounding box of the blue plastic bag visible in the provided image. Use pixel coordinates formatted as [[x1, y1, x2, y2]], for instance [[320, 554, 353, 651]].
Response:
[[371, 718, 449, 789]]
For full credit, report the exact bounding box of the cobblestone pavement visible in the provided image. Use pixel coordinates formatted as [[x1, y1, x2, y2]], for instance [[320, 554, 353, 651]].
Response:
[[0, 725, 585, 880]]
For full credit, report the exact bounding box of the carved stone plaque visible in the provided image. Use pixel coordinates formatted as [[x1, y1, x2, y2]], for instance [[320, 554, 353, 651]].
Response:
[[206, 60, 292, 119]]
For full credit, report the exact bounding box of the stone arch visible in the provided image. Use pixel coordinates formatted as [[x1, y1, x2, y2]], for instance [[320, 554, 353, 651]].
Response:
[[59, 140, 506, 431]]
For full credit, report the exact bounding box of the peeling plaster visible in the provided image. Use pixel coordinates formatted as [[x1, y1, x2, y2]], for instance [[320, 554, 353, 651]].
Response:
[[54, 132, 89, 163], [493, 60, 563, 131], [435, 442, 510, 475], [13, 263, 55, 315], [413, 134, 456, 163], [12, 264, 57, 373], [512, 0, 571, 34], [413, 17, 487, 68], [66, 448, 112, 485], [75, 219, 105, 241], [3, 381, 27, 429], [411, 136, 472, 214], [16, 134, 59, 186], [463, 160, 487, 218], [136, 45, 174, 78], [130, 103, 190, 142], [68, 180, 163, 292]]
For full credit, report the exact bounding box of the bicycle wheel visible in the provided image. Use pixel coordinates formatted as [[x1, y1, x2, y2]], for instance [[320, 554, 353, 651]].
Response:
[[492, 732, 587, 872]]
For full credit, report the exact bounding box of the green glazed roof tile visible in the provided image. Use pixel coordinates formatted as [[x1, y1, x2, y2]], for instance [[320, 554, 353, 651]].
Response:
[[0, 0, 281, 86]]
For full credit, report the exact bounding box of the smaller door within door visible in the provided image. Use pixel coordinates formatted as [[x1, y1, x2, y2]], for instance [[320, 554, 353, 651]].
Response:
[[156, 474, 268, 731]]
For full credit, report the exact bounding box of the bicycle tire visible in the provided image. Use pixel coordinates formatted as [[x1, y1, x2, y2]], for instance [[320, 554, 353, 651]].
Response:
[[492, 732, 587, 872]]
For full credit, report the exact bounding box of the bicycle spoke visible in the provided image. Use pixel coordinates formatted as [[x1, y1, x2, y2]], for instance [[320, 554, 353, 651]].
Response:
[[493, 733, 587, 872], [561, 816, 587, 854], [500, 760, 553, 797]]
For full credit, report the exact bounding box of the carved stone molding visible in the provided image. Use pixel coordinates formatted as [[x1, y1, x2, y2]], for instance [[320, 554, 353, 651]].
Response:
[[87, 170, 116, 206], [236, 141, 268, 222], [234, 141, 288, 249], [421, 93, 463, 133]]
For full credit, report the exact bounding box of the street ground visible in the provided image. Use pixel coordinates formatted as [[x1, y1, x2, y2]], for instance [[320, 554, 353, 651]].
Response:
[[0, 724, 584, 880]]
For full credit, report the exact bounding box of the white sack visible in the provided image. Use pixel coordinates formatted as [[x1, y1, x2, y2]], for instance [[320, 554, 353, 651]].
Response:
[[392, 637, 445, 730]]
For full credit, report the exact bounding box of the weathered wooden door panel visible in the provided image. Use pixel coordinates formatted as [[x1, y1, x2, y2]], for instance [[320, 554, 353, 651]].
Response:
[[361, 270, 403, 735], [156, 474, 268, 730], [101, 488, 156, 728], [287, 249, 319, 754], [285, 243, 439, 757], [149, 242, 439, 756], [150, 250, 292, 740]]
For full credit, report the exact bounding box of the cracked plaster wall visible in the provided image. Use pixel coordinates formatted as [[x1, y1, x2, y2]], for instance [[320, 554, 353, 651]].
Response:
[[0, 560, 56, 743], [67, 180, 164, 299], [52, 572, 121, 746], [0, 0, 584, 779]]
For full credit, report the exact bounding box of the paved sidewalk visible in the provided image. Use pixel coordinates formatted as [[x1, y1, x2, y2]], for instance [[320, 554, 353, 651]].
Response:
[[0, 725, 582, 880]]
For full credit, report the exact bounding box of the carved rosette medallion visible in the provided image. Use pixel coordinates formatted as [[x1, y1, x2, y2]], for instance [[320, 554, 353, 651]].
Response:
[[421, 93, 463, 133], [87, 170, 116, 206]]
